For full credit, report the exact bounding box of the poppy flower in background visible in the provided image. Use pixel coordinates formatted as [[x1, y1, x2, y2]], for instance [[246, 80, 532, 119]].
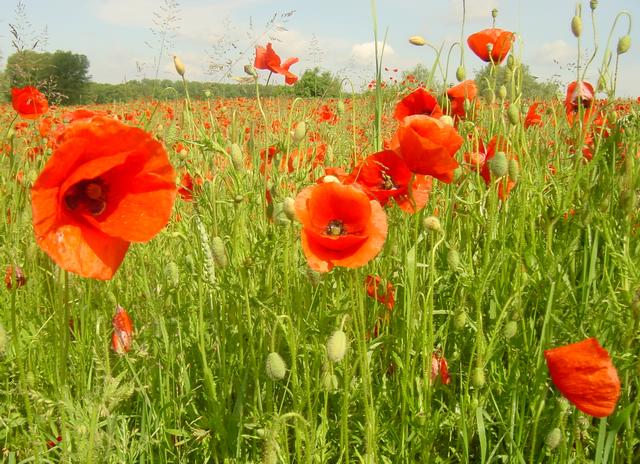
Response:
[[31, 117, 177, 280], [477, 136, 518, 200], [391, 115, 463, 183], [565, 81, 596, 125], [431, 353, 450, 385], [11, 86, 49, 119], [365, 274, 395, 310], [348, 150, 432, 213], [524, 102, 544, 128], [394, 87, 443, 121], [544, 337, 620, 418], [294, 182, 388, 272], [467, 28, 514, 64], [254, 43, 299, 85], [446, 80, 478, 120], [112, 305, 134, 354]]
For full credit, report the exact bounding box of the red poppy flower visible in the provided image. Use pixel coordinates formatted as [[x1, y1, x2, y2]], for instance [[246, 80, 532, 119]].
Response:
[[447, 80, 478, 120], [477, 136, 518, 200], [4, 265, 26, 290], [524, 102, 543, 128], [31, 117, 177, 280], [365, 274, 395, 309], [294, 182, 387, 272], [467, 28, 514, 63], [565, 81, 596, 125], [348, 150, 432, 213], [544, 338, 620, 417], [254, 43, 299, 85], [394, 88, 443, 121], [11, 86, 49, 119], [390, 115, 463, 183], [112, 305, 134, 354], [431, 353, 450, 385]]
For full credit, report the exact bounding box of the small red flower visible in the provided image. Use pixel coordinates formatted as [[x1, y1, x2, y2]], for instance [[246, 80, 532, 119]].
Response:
[[544, 337, 620, 418], [365, 274, 395, 310], [112, 305, 134, 354], [467, 28, 514, 64], [525, 102, 543, 128], [254, 43, 299, 85], [447, 80, 478, 120], [4, 265, 26, 290], [11, 86, 49, 119], [394, 88, 443, 121], [431, 353, 450, 385]]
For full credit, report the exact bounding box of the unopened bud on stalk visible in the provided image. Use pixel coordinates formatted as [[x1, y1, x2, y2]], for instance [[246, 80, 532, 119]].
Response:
[[409, 35, 426, 46], [326, 329, 348, 363], [164, 262, 180, 289], [447, 248, 461, 271], [507, 104, 520, 125], [244, 64, 258, 78], [292, 121, 306, 143], [453, 309, 466, 329], [336, 100, 345, 116], [508, 159, 520, 183], [503, 320, 517, 339], [211, 236, 228, 268], [173, 55, 186, 77], [423, 216, 442, 233], [282, 197, 296, 221], [463, 98, 474, 114], [490, 152, 509, 177], [507, 55, 516, 70], [265, 352, 287, 381], [321, 370, 339, 391], [471, 367, 486, 388], [439, 115, 454, 127], [617, 35, 631, 55], [491, 8, 498, 19], [231, 143, 244, 171], [456, 65, 466, 82], [590, 0, 598, 10], [498, 85, 507, 99], [571, 15, 582, 38], [484, 88, 495, 104], [545, 428, 562, 450]]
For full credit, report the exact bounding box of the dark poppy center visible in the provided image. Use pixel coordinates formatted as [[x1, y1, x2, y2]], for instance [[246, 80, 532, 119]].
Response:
[[380, 172, 397, 190], [326, 219, 346, 236], [64, 178, 108, 216]]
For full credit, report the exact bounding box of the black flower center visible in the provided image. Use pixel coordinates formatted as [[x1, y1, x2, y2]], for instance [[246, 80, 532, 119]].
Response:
[[64, 178, 108, 216], [380, 171, 397, 190], [326, 219, 345, 236]]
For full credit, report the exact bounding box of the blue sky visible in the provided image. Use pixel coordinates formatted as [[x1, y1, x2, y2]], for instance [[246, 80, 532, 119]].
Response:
[[1, 0, 639, 96]]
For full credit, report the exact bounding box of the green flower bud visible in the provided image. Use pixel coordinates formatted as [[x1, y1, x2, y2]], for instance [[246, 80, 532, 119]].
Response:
[[484, 88, 495, 104], [508, 159, 520, 183], [447, 248, 461, 271], [456, 65, 466, 82], [292, 121, 306, 143], [321, 370, 339, 391], [490, 152, 509, 178], [230, 143, 244, 171], [507, 104, 520, 125], [164, 261, 180, 289], [282, 197, 296, 221], [265, 352, 287, 381], [211, 236, 228, 268], [471, 367, 486, 388], [337, 100, 345, 116], [423, 216, 442, 233], [244, 64, 258, 78], [545, 428, 562, 449], [590, 0, 598, 10], [453, 309, 466, 330], [571, 16, 583, 38], [491, 8, 498, 19], [617, 35, 631, 55], [327, 329, 348, 363], [507, 55, 516, 70], [503, 320, 517, 339], [619, 189, 637, 215], [498, 85, 507, 100], [409, 35, 427, 46], [439, 115, 454, 127]]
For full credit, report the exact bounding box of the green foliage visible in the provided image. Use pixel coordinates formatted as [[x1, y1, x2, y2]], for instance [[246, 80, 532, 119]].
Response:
[[474, 63, 560, 100], [292, 67, 342, 97]]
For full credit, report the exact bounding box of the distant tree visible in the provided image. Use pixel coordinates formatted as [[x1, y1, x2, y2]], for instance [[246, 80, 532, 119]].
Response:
[[293, 67, 342, 97], [49, 50, 90, 104], [474, 63, 560, 100]]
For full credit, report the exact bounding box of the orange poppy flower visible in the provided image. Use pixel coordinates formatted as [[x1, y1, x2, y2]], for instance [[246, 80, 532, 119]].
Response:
[[11, 86, 49, 119], [254, 43, 299, 85], [564, 81, 596, 125], [31, 117, 177, 280], [112, 305, 134, 354], [431, 353, 450, 385], [365, 274, 395, 310], [467, 28, 514, 64], [544, 337, 620, 417], [524, 102, 543, 128], [446, 80, 478, 120], [294, 182, 387, 272], [394, 87, 443, 121], [390, 115, 463, 183]]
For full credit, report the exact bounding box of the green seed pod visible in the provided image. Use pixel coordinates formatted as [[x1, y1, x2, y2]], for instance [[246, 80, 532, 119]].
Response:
[[498, 85, 507, 100], [490, 152, 509, 178], [447, 248, 461, 271], [292, 121, 306, 143], [164, 261, 180, 289], [507, 104, 520, 125], [211, 236, 228, 268], [545, 428, 562, 449], [230, 143, 244, 171], [453, 308, 466, 330], [265, 352, 287, 381], [0, 323, 6, 355], [503, 320, 517, 339], [327, 329, 348, 363], [617, 35, 631, 55], [423, 216, 442, 233], [471, 367, 486, 388], [508, 159, 520, 183], [455, 65, 466, 82], [321, 370, 339, 391], [571, 16, 582, 38], [282, 197, 296, 221]]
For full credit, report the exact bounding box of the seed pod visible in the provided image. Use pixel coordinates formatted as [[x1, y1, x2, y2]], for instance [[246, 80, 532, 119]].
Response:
[[471, 367, 486, 388], [503, 320, 517, 339], [617, 35, 631, 55], [423, 216, 442, 233], [455, 65, 466, 82], [545, 428, 562, 449], [230, 143, 244, 171], [571, 16, 582, 38], [508, 159, 520, 183], [409, 35, 426, 46], [490, 152, 509, 178], [498, 85, 507, 100], [327, 329, 348, 363], [292, 121, 306, 143], [211, 236, 228, 268], [173, 55, 186, 77], [265, 352, 287, 381], [507, 104, 520, 125], [446, 248, 460, 271]]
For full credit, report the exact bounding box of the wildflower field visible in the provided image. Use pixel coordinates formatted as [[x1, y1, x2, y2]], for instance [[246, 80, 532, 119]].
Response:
[[1, 1, 640, 463]]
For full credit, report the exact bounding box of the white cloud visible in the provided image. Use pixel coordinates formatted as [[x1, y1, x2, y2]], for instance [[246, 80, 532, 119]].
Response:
[[533, 40, 574, 65], [351, 41, 395, 65]]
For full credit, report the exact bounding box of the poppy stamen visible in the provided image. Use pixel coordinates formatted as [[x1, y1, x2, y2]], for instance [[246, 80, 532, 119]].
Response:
[[64, 178, 108, 216], [326, 220, 346, 236], [380, 172, 397, 190]]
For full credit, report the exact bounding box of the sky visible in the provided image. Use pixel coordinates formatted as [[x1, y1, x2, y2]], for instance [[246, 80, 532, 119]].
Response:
[[1, 0, 639, 96]]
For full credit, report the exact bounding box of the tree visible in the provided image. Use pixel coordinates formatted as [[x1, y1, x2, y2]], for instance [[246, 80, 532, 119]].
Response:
[[293, 67, 342, 98], [474, 63, 560, 100], [50, 50, 90, 104]]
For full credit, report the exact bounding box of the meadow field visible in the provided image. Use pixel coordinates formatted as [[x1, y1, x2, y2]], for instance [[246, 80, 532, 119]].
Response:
[[1, 2, 640, 463]]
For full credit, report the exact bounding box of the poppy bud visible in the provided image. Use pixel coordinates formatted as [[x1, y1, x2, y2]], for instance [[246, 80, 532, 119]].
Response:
[[244, 64, 258, 78], [498, 85, 507, 99], [503, 320, 517, 339], [507, 55, 516, 70], [292, 121, 306, 143], [0, 323, 6, 355], [231, 143, 244, 171], [409, 35, 426, 46], [282, 197, 296, 221], [508, 159, 520, 183], [327, 329, 348, 363], [262, 434, 278, 464], [164, 261, 180, 289], [617, 35, 631, 55], [471, 367, 486, 388], [491, 8, 498, 19], [337, 100, 345, 116], [204, 90, 211, 98], [211, 236, 228, 268], [507, 104, 520, 125], [490, 152, 508, 178], [265, 352, 287, 381], [453, 308, 466, 330], [484, 88, 495, 104], [455, 65, 466, 82], [423, 216, 442, 233], [463, 98, 474, 114], [446, 248, 460, 271], [571, 16, 582, 38], [545, 428, 562, 449], [619, 189, 636, 215], [590, 0, 598, 10], [321, 370, 339, 391], [322, 175, 341, 184], [173, 55, 186, 77], [439, 115, 454, 127]]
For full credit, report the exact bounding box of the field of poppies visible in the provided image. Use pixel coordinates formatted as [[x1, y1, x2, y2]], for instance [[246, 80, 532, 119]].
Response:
[[1, 5, 640, 463]]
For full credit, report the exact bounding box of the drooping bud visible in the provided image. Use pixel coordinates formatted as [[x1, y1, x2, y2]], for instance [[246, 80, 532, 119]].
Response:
[[336, 100, 345, 116], [453, 309, 467, 330], [617, 35, 631, 55], [490, 152, 509, 178], [439, 115, 454, 127], [173, 55, 186, 77], [326, 329, 348, 363], [571, 15, 582, 38], [282, 197, 296, 221], [292, 121, 307, 143], [423, 216, 442, 233], [455, 65, 466, 82], [409, 35, 427, 46], [244, 64, 258, 78], [265, 352, 287, 381]]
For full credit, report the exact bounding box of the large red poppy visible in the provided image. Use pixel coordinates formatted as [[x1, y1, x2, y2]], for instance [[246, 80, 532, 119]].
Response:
[[467, 28, 514, 64], [294, 182, 387, 272], [31, 117, 177, 280], [564, 81, 596, 125], [254, 43, 299, 85], [348, 150, 432, 213], [447, 80, 478, 120], [11, 86, 49, 119], [544, 338, 620, 418], [390, 115, 463, 183], [394, 87, 443, 121]]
